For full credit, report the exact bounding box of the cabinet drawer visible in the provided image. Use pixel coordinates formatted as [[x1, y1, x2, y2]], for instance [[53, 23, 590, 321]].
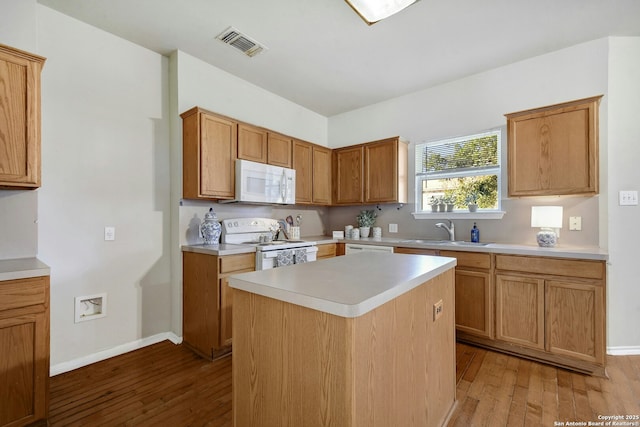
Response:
[[316, 243, 336, 258], [0, 276, 48, 311], [394, 247, 438, 256], [495, 255, 604, 280], [440, 251, 491, 270], [219, 253, 255, 274]]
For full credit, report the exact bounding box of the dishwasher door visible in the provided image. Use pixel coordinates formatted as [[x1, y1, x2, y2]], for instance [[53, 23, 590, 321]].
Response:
[[344, 243, 394, 255]]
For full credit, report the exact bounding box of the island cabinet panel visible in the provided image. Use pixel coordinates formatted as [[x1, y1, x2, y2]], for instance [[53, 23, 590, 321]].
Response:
[[183, 252, 254, 359], [0, 44, 45, 189], [0, 275, 50, 427], [506, 95, 602, 196], [233, 269, 456, 427], [237, 123, 267, 164], [495, 274, 545, 350], [181, 108, 237, 200]]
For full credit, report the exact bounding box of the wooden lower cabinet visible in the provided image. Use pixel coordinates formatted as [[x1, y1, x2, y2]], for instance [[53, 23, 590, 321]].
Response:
[[455, 269, 493, 339], [546, 280, 604, 364], [183, 251, 254, 359], [0, 275, 50, 427], [316, 243, 337, 259], [495, 274, 545, 350]]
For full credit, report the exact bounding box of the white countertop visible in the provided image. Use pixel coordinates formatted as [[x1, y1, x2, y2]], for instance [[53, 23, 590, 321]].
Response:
[[0, 258, 51, 281], [182, 236, 607, 260], [228, 252, 456, 318]]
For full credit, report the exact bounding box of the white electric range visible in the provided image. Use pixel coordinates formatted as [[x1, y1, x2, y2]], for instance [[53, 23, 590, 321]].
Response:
[[220, 218, 318, 270]]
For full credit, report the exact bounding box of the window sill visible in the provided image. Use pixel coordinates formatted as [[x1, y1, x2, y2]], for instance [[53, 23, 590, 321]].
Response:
[[411, 211, 506, 220]]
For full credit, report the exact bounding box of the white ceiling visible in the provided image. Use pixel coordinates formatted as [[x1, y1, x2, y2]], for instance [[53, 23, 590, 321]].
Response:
[[38, 0, 640, 117]]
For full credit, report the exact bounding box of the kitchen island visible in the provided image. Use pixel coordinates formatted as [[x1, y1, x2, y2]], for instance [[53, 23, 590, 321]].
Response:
[[229, 252, 457, 427]]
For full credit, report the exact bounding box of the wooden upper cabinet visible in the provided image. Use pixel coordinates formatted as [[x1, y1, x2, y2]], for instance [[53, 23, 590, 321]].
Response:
[[293, 140, 332, 205], [506, 95, 602, 197], [312, 145, 332, 204], [181, 108, 237, 200], [333, 145, 364, 205], [0, 44, 45, 189], [364, 137, 408, 204], [238, 124, 267, 163], [292, 140, 313, 204], [267, 132, 292, 168], [333, 137, 408, 206]]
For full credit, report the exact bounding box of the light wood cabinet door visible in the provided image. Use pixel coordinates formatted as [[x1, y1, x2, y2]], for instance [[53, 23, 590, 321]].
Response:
[[0, 276, 50, 427], [316, 243, 337, 259], [364, 137, 408, 204], [267, 132, 292, 167], [333, 145, 364, 205], [182, 108, 237, 200], [454, 269, 493, 339], [292, 140, 312, 204], [495, 274, 545, 350], [546, 280, 604, 364], [238, 124, 267, 163], [312, 145, 332, 204], [506, 95, 602, 196], [0, 44, 45, 189]]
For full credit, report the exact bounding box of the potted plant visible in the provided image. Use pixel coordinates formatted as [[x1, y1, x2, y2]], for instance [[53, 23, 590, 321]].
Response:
[[443, 195, 455, 212], [428, 195, 440, 213], [465, 192, 479, 212], [356, 209, 377, 238]]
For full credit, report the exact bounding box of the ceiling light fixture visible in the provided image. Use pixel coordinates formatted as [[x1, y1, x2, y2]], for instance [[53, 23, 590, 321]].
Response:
[[345, 0, 420, 25]]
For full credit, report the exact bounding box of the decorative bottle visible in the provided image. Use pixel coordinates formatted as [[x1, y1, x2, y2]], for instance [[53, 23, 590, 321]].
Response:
[[200, 208, 221, 245], [471, 222, 480, 243]]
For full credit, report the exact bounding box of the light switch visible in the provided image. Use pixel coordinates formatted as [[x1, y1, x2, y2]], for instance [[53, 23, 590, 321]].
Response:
[[619, 190, 638, 206], [389, 224, 398, 233]]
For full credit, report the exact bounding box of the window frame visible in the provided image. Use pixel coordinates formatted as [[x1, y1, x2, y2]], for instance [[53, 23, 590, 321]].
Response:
[[411, 128, 506, 220]]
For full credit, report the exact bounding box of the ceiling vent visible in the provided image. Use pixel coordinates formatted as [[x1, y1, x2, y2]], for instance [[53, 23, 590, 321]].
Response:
[[216, 26, 267, 58]]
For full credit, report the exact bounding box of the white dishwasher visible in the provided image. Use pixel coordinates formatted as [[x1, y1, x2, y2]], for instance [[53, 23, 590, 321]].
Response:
[[345, 243, 394, 254]]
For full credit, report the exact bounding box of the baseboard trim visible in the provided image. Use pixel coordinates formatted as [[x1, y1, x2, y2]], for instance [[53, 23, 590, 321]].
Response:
[[607, 345, 640, 356], [50, 332, 183, 376]]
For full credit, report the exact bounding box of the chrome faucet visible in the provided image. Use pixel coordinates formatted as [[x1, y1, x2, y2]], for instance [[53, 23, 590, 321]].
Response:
[[435, 220, 455, 241]]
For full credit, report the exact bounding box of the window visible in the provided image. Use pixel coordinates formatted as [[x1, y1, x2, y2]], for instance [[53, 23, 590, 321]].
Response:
[[415, 130, 501, 213]]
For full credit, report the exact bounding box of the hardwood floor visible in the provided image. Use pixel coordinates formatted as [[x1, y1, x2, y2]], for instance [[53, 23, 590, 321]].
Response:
[[49, 340, 640, 426]]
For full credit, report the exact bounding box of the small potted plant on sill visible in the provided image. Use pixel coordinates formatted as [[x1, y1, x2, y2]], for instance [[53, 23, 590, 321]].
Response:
[[356, 209, 377, 238], [465, 192, 479, 212], [443, 195, 455, 212], [428, 195, 440, 213]]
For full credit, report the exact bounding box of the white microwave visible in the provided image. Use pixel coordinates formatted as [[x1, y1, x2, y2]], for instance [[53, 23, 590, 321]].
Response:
[[220, 159, 296, 205]]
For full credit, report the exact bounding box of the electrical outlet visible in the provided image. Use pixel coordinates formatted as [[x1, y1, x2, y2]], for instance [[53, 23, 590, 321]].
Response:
[[569, 216, 582, 231], [104, 226, 115, 241], [619, 190, 638, 206], [389, 223, 398, 233], [433, 299, 443, 321]]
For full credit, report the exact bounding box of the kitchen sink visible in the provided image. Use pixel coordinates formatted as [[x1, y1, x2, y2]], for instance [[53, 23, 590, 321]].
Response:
[[399, 239, 491, 247], [399, 239, 449, 244], [448, 241, 492, 246]]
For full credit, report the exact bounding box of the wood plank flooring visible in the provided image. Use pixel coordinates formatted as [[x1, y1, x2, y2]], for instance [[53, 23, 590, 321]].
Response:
[[49, 340, 640, 426]]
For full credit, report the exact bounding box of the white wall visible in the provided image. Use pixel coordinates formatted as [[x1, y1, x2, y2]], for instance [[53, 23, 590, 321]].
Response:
[[168, 50, 330, 334], [327, 39, 607, 248], [37, 6, 172, 366], [606, 37, 640, 351], [0, 0, 39, 259]]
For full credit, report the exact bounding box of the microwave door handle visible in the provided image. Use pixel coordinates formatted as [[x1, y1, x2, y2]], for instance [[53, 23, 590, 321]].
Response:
[[281, 169, 286, 201]]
